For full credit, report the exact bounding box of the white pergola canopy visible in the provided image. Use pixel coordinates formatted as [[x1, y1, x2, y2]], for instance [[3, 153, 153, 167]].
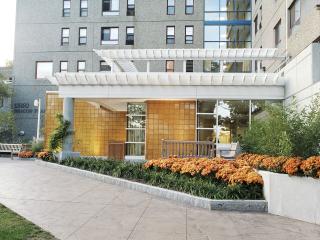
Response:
[[94, 48, 286, 61]]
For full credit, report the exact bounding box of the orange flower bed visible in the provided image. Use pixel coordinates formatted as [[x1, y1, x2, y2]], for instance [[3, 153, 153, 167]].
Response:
[[236, 153, 320, 178], [144, 157, 263, 185], [18, 151, 34, 158]]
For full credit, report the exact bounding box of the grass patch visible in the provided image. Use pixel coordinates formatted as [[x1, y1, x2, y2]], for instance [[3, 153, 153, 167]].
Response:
[[0, 204, 57, 240], [59, 158, 263, 200]]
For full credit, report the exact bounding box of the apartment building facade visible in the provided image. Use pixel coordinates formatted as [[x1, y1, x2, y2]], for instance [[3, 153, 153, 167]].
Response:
[[252, 0, 320, 106]]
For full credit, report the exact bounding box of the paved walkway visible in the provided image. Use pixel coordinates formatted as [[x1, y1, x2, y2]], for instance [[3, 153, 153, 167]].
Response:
[[0, 158, 319, 240]]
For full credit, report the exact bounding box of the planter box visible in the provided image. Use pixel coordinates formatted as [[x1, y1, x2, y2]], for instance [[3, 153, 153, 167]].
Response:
[[259, 170, 320, 225]]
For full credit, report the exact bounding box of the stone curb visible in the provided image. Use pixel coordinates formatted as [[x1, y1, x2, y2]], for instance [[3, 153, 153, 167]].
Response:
[[35, 160, 267, 212]]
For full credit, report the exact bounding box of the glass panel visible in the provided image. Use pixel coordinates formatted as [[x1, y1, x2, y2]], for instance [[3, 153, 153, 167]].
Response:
[[36, 62, 53, 79], [127, 103, 146, 115], [203, 61, 220, 72], [197, 129, 217, 142], [127, 116, 146, 128], [197, 115, 216, 129], [222, 61, 252, 73], [197, 100, 217, 113], [204, 26, 219, 41], [205, 0, 219, 11], [127, 129, 145, 142], [251, 100, 282, 121], [217, 100, 250, 143], [126, 143, 145, 156]]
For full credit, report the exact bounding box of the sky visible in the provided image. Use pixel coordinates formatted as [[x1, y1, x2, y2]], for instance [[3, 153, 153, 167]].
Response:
[[0, 0, 16, 67]]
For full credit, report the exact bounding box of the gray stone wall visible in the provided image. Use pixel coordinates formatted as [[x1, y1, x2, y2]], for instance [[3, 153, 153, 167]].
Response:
[[13, 0, 205, 139]]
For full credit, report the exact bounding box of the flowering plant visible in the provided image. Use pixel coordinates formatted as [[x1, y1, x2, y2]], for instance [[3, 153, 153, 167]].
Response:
[[18, 151, 34, 158]]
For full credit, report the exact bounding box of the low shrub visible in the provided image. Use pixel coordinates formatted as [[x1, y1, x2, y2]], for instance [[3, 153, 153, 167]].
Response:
[[18, 151, 34, 158], [31, 140, 44, 153], [37, 151, 57, 162], [56, 157, 263, 200], [236, 153, 320, 178]]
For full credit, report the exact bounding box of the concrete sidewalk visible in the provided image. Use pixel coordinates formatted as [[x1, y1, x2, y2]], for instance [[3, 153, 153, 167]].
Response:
[[0, 158, 319, 240]]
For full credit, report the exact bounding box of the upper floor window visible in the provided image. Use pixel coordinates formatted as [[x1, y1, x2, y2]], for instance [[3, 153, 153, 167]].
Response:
[[80, 0, 88, 16], [36, 62, 53, 79], [101, 27, 119, 45], [61, 28, 70, 45], [63, 0, 71, 17], [60, 61, 68, 72], [166, 60, 174, 72], [254, 16, 258, 34], [274, 19, 281, 47], [102, 0, 120, 16], [167, 0, 175, 15], [126, 27, 135, 45], [79, 27, 87, 45], [100, 61, 111, 72], [166, 26, 175, 44], [289, 0, 301, 31], [185, 0, 194, 15], [77, 61, 86, 72], [185, 26, 194, 44], [127, 0, 135, 16]]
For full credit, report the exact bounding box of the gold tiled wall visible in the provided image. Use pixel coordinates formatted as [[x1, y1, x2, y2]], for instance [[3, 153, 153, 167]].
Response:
[[146, 101, 196, 160], [45, 93, 126, 156]]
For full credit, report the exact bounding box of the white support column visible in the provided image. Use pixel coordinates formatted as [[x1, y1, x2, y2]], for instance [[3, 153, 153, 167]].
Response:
[[147, 61, 151, 72], [252, 60, 256, 73], [219, 61, 224, 73], [183, 60, 187, 73], [257, 60, 261, 73], [59, 98, 80, 161]]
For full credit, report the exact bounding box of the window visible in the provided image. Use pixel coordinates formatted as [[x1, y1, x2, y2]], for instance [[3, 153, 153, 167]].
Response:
[[185, 0, 194, 15], [36, 62, 53, 79], [61, 28, 70, 45], [289, 0, 301, 30], [166, 26, 175, 44], [77, 61, 86, 72], [80, 0, 88, 16], [63, 0, 71, 17], [185, 26, 194, 44], [79, 27, 87, 45], [102, 0, 120, 15], [126, 103, 146, 157], [60, 61, 68, 72], [127, 0, 135, 16], [101, 27, 119, 45], [167, 0, 175, 15], [274, 20, 281, 47], [186, 60, 193, 72], [166, 60, 174, 72], [126, 27, 134, 45], [100, 61, 111, 71]]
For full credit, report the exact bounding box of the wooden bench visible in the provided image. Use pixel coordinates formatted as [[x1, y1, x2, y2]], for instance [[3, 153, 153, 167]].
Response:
[[0, 144, 23, 159]]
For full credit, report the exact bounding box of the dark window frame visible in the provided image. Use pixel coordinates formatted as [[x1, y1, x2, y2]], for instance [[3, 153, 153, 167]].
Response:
[[127, 0, 135, 16], [126, 27, 135, 45], [166, 26, 175, 44], [61, 28, 70, 46], [186, 60, 193, 72], [185, 0, 194, 15], [274, 19, 281, 47], [79, 27, 87, 45], [288, 0, 301, 31], [167, 0, 175, 15], [63, 0, 71, 17], [166, 60, 174, 72], [185, 25, 194, 44], [77, 60, 86, 72], [60, 61, 68, 72], [101, 27, 119, 44], [80, 0, 88, 17], [100, 61, 112, 72]]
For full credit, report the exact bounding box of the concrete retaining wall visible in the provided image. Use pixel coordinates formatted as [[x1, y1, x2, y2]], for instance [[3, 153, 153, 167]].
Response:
[[35, 160, 267, 212], [259, 170, 320, 225]]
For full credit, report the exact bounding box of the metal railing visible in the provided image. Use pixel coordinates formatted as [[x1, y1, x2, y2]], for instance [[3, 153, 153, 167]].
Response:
[[161, 140, 216, 158]]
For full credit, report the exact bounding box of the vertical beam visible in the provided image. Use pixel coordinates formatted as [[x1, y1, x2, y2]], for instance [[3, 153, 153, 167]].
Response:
[[183, 60, 187, 73], [219, 61, 224, 73], [63, 98, 74, 152], [147, 61, 151, 72]]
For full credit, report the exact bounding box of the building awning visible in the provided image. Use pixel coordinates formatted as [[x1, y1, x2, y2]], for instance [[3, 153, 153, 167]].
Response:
[[51, 72, 285, 86], [94, 48, 286, 61]]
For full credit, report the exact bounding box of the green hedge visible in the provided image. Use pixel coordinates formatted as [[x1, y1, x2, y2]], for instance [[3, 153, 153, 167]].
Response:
[[58, 158, 263, 200]]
